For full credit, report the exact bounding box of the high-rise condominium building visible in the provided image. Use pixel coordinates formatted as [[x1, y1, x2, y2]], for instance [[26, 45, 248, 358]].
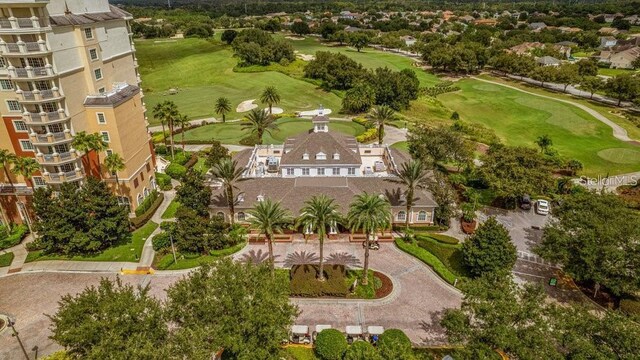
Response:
[[0, 0, 155, 223]]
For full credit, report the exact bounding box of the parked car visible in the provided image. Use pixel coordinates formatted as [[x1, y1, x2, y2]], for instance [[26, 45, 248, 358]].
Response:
[[535, 199, 550, 215], [520, 194, 532, 210], [362, 241, 380, 250]]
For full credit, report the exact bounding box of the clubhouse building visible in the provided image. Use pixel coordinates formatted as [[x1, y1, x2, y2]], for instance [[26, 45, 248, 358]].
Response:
[[210, 114, 438, 231]]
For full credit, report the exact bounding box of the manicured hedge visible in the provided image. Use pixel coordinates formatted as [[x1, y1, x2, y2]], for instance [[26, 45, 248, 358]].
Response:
[[392, 225, 448, 232], [343, 341, 381, 360], [352, 117, 370, 128], [165, 163, 187, 180], [416, 235, 469, 278], [395, 238, 459, 286], [378, 329, 412, 360], [135, 190, 160, 216], [155, 172, 173, 191], [315, 329, 347, 360], [290, 264, 349, 297], [0, 224, 29, 250], [130, 192, 165, 229], [356, 128, 378, 143], [423, 233, 460, 245], [0, 252, 14, 267]]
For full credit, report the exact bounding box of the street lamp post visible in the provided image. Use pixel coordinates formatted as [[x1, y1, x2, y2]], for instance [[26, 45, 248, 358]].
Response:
[[8, 320, 30, 360]]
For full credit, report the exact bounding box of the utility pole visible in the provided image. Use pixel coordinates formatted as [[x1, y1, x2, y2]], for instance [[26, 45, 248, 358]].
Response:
[[8, 320, 30, 360], [170, 233, 177, 264]]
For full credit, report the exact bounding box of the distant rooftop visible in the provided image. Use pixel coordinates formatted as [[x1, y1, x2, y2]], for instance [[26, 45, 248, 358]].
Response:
[[84, 83, 139, 107]]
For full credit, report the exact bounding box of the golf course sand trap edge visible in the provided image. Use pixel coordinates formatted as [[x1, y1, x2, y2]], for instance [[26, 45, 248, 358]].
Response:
[[236, 99, 258, 113]]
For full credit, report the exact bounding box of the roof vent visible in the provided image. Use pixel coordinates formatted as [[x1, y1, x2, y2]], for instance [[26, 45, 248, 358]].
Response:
[[333, 152, 340, 160], [303, 152, 309, 160]]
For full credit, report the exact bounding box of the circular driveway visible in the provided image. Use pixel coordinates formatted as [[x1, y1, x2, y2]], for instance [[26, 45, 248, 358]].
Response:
[[0, 241, 460, 358]]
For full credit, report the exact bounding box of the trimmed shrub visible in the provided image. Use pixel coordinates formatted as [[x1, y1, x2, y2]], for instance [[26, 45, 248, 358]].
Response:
[[0, 224, 29, 250], [290, 264, 349, 297], [135, 190, 160, 217], [172, 152, 191, 166], [152, 232, 171, 251], [315, 329, 347, 360], [356, 128, 378, 143], [425, 233, 459, 245], [130, 193, 164, 229], [378, 329, 412, 360], [392, 225, 448, 232], [352, 117, 371, 128], [239, 134, 260, 146], [344, 341, 382, 360], [165, 163, 187, 180], [395, 239, 458, 286], [156, 172, 173, 191]]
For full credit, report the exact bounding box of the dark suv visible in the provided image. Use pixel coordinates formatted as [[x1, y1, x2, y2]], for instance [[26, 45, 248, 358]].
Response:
[[520, 194, 532, 210]]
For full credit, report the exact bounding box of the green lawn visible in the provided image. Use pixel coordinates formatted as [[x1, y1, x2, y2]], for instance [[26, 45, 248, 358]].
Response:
[[161, 200, 180, 219], [597, 67, 639, 77], [279, 35, 440, 87], [154, 241, 246, 270], [182, 117, 366, 145], [391, 141, 408, 151], [25, 221, 159, 263], [193, 157, 209, 175], [136, 38, 342, 123], [438, 78, 640, 176], [0, 252, 14, 267], [282, 347, 317, 360]]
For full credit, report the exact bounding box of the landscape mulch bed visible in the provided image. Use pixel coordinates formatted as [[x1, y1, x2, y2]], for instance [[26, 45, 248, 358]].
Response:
[[374, 271, 393, 299], [575, 280, 619, 309]]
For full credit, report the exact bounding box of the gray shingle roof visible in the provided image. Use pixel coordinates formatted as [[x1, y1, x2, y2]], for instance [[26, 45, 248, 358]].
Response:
[[281, 131, 362, 166], [83, 84, 139, 107], [49, 5, 132, 26]]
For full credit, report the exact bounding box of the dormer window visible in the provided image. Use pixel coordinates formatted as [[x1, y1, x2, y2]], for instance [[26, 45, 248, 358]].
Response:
[[237, 194, 245, 203], [333, 153, 340, 160], [316, 152, 326, 160], [257, 195, 264, 202], [303, 152, 309, 160]]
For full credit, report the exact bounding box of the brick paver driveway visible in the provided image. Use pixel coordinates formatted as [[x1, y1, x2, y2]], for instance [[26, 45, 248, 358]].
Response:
[[0, 241, 460, 358]]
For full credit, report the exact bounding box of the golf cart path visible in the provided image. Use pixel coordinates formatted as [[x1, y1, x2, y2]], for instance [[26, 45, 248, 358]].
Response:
[[472, 77, 637, 144]]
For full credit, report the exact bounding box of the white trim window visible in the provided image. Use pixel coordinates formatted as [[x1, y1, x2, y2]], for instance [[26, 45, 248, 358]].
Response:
[[302, 168, 310, 176], [417, 211, 427, 221], [286, 168, 294, 176], [96, 112, 106, 124], [13, 120, 28, 132], [94, 68, 103, 80], [6, 100, 21, 112], [332, 167, 340, 175], [98, 87, 106, 93], [237, 212, 246, 221], [89, 48, 99, 61], [348, 167, 356, 176], [0, 57, 6, 68], [0, 79, 13, 90], [33, 176, 46, 187], [397, 211, 407, 222], [100, 131, 110, 143], [19, 140, 34, 151], [84, 28, 94, 40], [317, 168, 325, 175]]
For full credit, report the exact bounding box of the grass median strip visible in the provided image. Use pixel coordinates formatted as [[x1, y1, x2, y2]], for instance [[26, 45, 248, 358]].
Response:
[[395, 237, 468, 287], [0, 252, 14, 267]]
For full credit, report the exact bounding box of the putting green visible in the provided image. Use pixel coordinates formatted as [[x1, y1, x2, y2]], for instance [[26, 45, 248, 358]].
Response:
[[597, 148, 640, 164], [182, 117, 366, 145]]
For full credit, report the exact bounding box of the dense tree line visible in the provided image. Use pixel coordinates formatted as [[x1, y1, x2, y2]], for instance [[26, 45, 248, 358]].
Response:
[[231, 28, 295, 66]]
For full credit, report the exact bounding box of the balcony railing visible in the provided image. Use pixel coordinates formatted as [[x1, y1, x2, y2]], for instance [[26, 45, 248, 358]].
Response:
[[0, 17, 47, 32], [0, 41, 48, 54], [18, 88, 61, 102], [23, 110, 67, 124], [38, 151, 76, 164], [44, 169, 83, 183], [9, 65, 54, 79], [31, 131, 70, 144]]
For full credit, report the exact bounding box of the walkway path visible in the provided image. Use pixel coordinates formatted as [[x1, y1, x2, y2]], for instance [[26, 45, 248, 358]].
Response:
[[473, 76, 638, 144], [139, 185, 177, 268], [0, 240, 461, 358], [0, 233, 34, 276]]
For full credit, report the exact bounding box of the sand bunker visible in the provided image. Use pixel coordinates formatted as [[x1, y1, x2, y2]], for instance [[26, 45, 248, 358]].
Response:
[[296, 53, 315, 61], [236, 99, 258, 113]]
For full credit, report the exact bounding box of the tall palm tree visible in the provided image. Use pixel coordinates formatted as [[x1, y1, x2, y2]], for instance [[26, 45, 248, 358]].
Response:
[[260, 86, 281, 115], [347, 193, 391, 286], [104, 152, 126, 204], [297, 195, 341, 281], [0, 150, 15, 234], [241, 108, 278, 145], [10, 156, 39, 236], [176, 114, 189, 151], [388, 160, 430, 231], [152, 101, 179, 160], [368, 105, 396, 145], [215, 97, 231, 123], [152, 103, 169, 147], [211, 158, 244, 224], [248, 198, 292, 275], [72, 132, 108, 178]]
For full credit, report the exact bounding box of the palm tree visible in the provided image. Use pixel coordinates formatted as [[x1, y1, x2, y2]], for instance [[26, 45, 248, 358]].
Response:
[[248, 198, 292, 275], [152, 103, 169, 147], [104, 152, 126, 204], [260, 86, 281, 115], [215, 97, 232, 123], [297, 195, 341, 281], [241, 108, 278, 145], [211, 158, 244, 224], [10, 156, 39, 236], [368, 105, 396, 145], [388, 160, 429, 231], [346, 193, 391, 286], [72, 132, 108, 178], [152, 101, 179, 159], [535, 134, 553, 153], [0, 150, 15, 234], [176, 114, 190, 151]]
